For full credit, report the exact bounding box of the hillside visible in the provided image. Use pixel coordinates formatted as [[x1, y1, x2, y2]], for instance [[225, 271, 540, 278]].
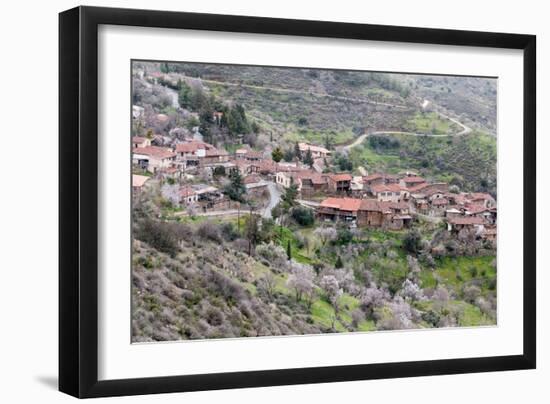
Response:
[[132, 214, 496, 342]]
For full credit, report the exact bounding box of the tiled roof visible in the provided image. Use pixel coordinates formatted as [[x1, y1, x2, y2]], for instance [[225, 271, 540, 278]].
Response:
[[371, 183, 402, 193], [205, 148, 229, 157], [175, 141, 214, 153], [403, 176, 426, 184], [319, 197, 362, 212], [328, 173, 352, 182], [406, 183, 430, 193], [133, 146, 175, 159], [363, 173, 384, 182]]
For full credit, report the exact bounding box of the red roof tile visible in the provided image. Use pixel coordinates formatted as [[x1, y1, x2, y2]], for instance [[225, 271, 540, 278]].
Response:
[[320, 197, 362, 212], [133, 146, 175, 159], [403, 176, 426, 184], [328, 173, 352, 182]]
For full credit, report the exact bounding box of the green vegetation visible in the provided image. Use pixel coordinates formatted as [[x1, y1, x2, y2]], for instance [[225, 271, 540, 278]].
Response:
[[404, 112, 459, 135], [350, 131, 497, 193]]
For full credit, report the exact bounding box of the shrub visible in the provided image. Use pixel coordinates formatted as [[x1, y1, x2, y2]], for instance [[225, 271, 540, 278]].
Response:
[[196, 221, 222, 243], [220, 222, 238, 242], [403, 229, 423, 254], [291, 207, 315, 226], [134, 219, 179, 257]]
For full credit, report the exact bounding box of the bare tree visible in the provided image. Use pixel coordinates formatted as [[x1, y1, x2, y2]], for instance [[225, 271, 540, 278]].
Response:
[[258, 272, 277, 299]]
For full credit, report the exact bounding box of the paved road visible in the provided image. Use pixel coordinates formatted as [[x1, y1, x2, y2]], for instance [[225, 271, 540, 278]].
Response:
[[262, 181, 281, 219], [174, 181, 281, 219], [338, 107, 473, 152]]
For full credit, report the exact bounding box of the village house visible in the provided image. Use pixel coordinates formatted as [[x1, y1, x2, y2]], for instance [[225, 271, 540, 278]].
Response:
[[400, 175, 426, 189], [132, 146, 176, 173], [429, 197, 449, 216], [356, 199, 412, 230], [298, 142, 331, 159], [179, 186, 198, 206], [132, 174, 150, 194], [468, 192, 496, 209], [233, 159, 253, 176], [317, 197, 412, 229], [175, 141, 215, 168], [326, 173, 352, 194], [370, 183, 403, 202], [132, 136, 151, 148], [464, 204, 497, 224], [446, 216, 486, 233], [362, 173, 400, 193], [193, 184, 226, 211], [203, 147, 230, 165], [317, 197, 362, 222]]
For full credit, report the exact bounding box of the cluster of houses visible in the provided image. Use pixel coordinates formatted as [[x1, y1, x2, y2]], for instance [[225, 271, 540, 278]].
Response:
[[131, 135, 496, 245], [312, 171, 497, 245]]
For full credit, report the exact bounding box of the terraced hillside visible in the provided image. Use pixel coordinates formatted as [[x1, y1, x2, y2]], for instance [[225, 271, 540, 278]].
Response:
[[349, 131, 497, 194]]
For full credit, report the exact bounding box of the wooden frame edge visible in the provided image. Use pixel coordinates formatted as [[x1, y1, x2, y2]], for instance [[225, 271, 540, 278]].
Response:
[[59, 5, 537, 398]]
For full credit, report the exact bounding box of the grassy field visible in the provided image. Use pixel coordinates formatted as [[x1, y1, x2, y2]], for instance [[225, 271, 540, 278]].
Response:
[[349, 131, 497, 193], [404, 112, 460, 135], [283, 128, 356, 146]]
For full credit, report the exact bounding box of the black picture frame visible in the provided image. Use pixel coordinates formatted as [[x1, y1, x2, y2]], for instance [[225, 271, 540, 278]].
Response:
[[59, 5, 536, 398]]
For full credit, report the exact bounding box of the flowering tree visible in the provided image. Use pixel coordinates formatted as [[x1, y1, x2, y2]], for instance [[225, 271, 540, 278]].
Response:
[[320, 275, 342, 310], [400, 279, 425, 302], [314, 226, 337, 246], [286, 263, 315, 306]]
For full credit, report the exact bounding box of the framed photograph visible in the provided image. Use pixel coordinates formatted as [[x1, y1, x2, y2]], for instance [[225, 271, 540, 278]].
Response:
[[59, 6, 536, 398]]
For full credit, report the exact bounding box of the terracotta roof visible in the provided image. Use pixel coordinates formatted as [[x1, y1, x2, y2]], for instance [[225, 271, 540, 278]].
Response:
[[319, 197, 362, 212], [407, 183, 430, 193], [469, 193, 495, 202], [328, 173, 352, 182], [359, 199, 384, 212], [403, 176, 426, 184], [363, 173, 384, 182], [258, 159, 277, 173], [132, 174, 149, 188], [175, 141, 213, 153], [133, 146, 175, 159], [466, 204, 489, 214], [371, 183, 402, 194], [205, 148, 229, 157], [359, 199, 408, 213], [447, 216, 486, 225]]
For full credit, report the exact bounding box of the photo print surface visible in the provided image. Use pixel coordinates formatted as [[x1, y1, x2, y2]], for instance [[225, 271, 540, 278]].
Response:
[[131, 60, 497, 342]]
